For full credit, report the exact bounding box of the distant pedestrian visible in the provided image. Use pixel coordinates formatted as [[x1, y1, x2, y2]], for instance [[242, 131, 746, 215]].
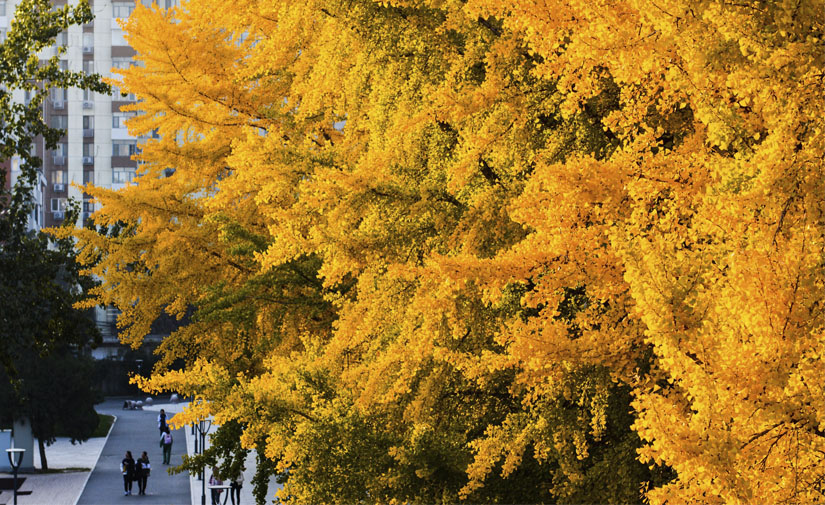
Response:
[[230, 468, 244, 505], [158, 408, 167, 434], [209, 468, 224, 505], [136, 451, 151, 495], [160, 426, 174, 464], [120, 450, 135, 496]]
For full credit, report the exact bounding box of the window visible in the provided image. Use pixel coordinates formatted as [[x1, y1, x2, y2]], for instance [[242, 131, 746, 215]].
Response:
[[83, 32, 94, 48], [51, 171, 67, 184], [55, 31, 67, 48], [112, 2, 134, 19], [82, 200, 95, 213], [83, 89, 95, 101], [112, 112, 134, 128], [53, 143, 68, 157], [113, 167, 136, 183], [0, 2, 6, 17], [112, 57, 133, 70], [83, 115, 94, 129], [83, 143, 95, 156], [83, 171, 95, 184], [83, 60, 95, 75], [51, 88, 67, 101], [112, 86, 136, 101], [51, 115, 68, 129], [50, 198, 67, 212], [112, 28, 127, 46], [112, 140, 136, 157]]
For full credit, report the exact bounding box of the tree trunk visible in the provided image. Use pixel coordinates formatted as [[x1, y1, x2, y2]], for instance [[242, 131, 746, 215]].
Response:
[[38, 438, 47, 471]]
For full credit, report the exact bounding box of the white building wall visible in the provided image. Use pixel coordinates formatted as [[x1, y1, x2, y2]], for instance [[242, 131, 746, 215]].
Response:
[[95, 0, 114, 191]]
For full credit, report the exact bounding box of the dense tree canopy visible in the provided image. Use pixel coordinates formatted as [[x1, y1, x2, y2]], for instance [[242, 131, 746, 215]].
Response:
[[58, 0, 824, 503]]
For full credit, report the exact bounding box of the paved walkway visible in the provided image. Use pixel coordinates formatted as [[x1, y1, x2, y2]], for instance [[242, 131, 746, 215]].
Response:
[[0, 398, 284, 505], [76, 399, 191, 505]]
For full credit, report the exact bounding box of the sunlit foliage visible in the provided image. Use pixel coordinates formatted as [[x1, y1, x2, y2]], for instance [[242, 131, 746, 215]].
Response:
[[54, 0, 825, 503]]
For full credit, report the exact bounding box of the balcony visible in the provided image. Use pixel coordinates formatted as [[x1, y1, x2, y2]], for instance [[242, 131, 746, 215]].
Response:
[[82, 45, 93, 54], [52, 100, 65, 110], [82, 156, 94, 165], [53, 183, 65, 192], [52, 155, 65, 165], [83, 128, 94, 138], [52, 210, 64, 220], [82, 100, 94, 109]]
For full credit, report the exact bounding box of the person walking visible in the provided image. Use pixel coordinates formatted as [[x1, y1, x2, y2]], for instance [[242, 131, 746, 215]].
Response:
[[157, 408, 167, 434], [160, 427, 173, 464], [120, 451, 136, 496], [209, 468, 224, 505], [230, 469, 244, 505], [136, 451, 151, 495]]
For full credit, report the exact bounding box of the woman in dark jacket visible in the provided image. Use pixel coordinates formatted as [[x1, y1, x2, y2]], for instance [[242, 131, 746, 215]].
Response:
[[136, 451, 151, 495], [121, 451, 136, 496]]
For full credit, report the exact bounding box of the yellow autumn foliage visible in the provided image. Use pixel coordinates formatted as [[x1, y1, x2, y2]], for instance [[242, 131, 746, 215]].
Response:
[[52, 0, 825, 503]]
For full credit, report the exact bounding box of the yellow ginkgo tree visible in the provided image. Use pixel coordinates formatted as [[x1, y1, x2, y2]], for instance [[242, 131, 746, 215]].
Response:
[[54, 0, 825, 503]]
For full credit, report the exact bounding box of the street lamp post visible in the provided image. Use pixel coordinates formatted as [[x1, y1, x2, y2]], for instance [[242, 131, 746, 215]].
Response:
[[6, 448, 25, 505], [194, 419, 212, 505]]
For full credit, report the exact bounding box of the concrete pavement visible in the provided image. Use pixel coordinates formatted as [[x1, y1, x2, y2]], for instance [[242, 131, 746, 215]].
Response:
[[76, 399, 191, 505]]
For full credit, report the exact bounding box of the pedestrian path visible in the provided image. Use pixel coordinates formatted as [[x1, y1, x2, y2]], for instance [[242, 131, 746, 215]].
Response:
[[1, 398, 283, 505], [76, 399, 191, 505]]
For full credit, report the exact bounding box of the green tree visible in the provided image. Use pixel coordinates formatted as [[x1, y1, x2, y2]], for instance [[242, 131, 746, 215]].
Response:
[[0, 0, 108, 367], [0, 0, 109, 470], [0, 344, 101, 470]]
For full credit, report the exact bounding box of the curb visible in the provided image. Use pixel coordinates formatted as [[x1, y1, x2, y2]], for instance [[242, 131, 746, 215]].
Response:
[[72, 414, 117, 505]]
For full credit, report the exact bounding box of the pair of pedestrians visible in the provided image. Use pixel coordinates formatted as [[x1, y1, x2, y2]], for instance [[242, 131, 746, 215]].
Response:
[[120, 450, 152, 496], [158, 409, 174, 465], [116, 408, 171, 497]]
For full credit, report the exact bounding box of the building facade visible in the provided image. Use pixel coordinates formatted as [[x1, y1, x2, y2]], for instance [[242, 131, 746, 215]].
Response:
[[4, 0, 178, 358]]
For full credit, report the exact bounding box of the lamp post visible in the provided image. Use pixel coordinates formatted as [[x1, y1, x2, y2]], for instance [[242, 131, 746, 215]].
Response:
[[6, 448, 25, 505], [194, 419, 212, 505]]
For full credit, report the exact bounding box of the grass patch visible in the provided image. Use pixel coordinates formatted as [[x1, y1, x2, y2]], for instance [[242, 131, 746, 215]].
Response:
[[36, 467, 91, 473], [90, 414, 114, 438]]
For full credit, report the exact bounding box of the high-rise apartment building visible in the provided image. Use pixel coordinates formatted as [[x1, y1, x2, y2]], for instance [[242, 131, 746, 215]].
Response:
[[4, 0, 179, 357]]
